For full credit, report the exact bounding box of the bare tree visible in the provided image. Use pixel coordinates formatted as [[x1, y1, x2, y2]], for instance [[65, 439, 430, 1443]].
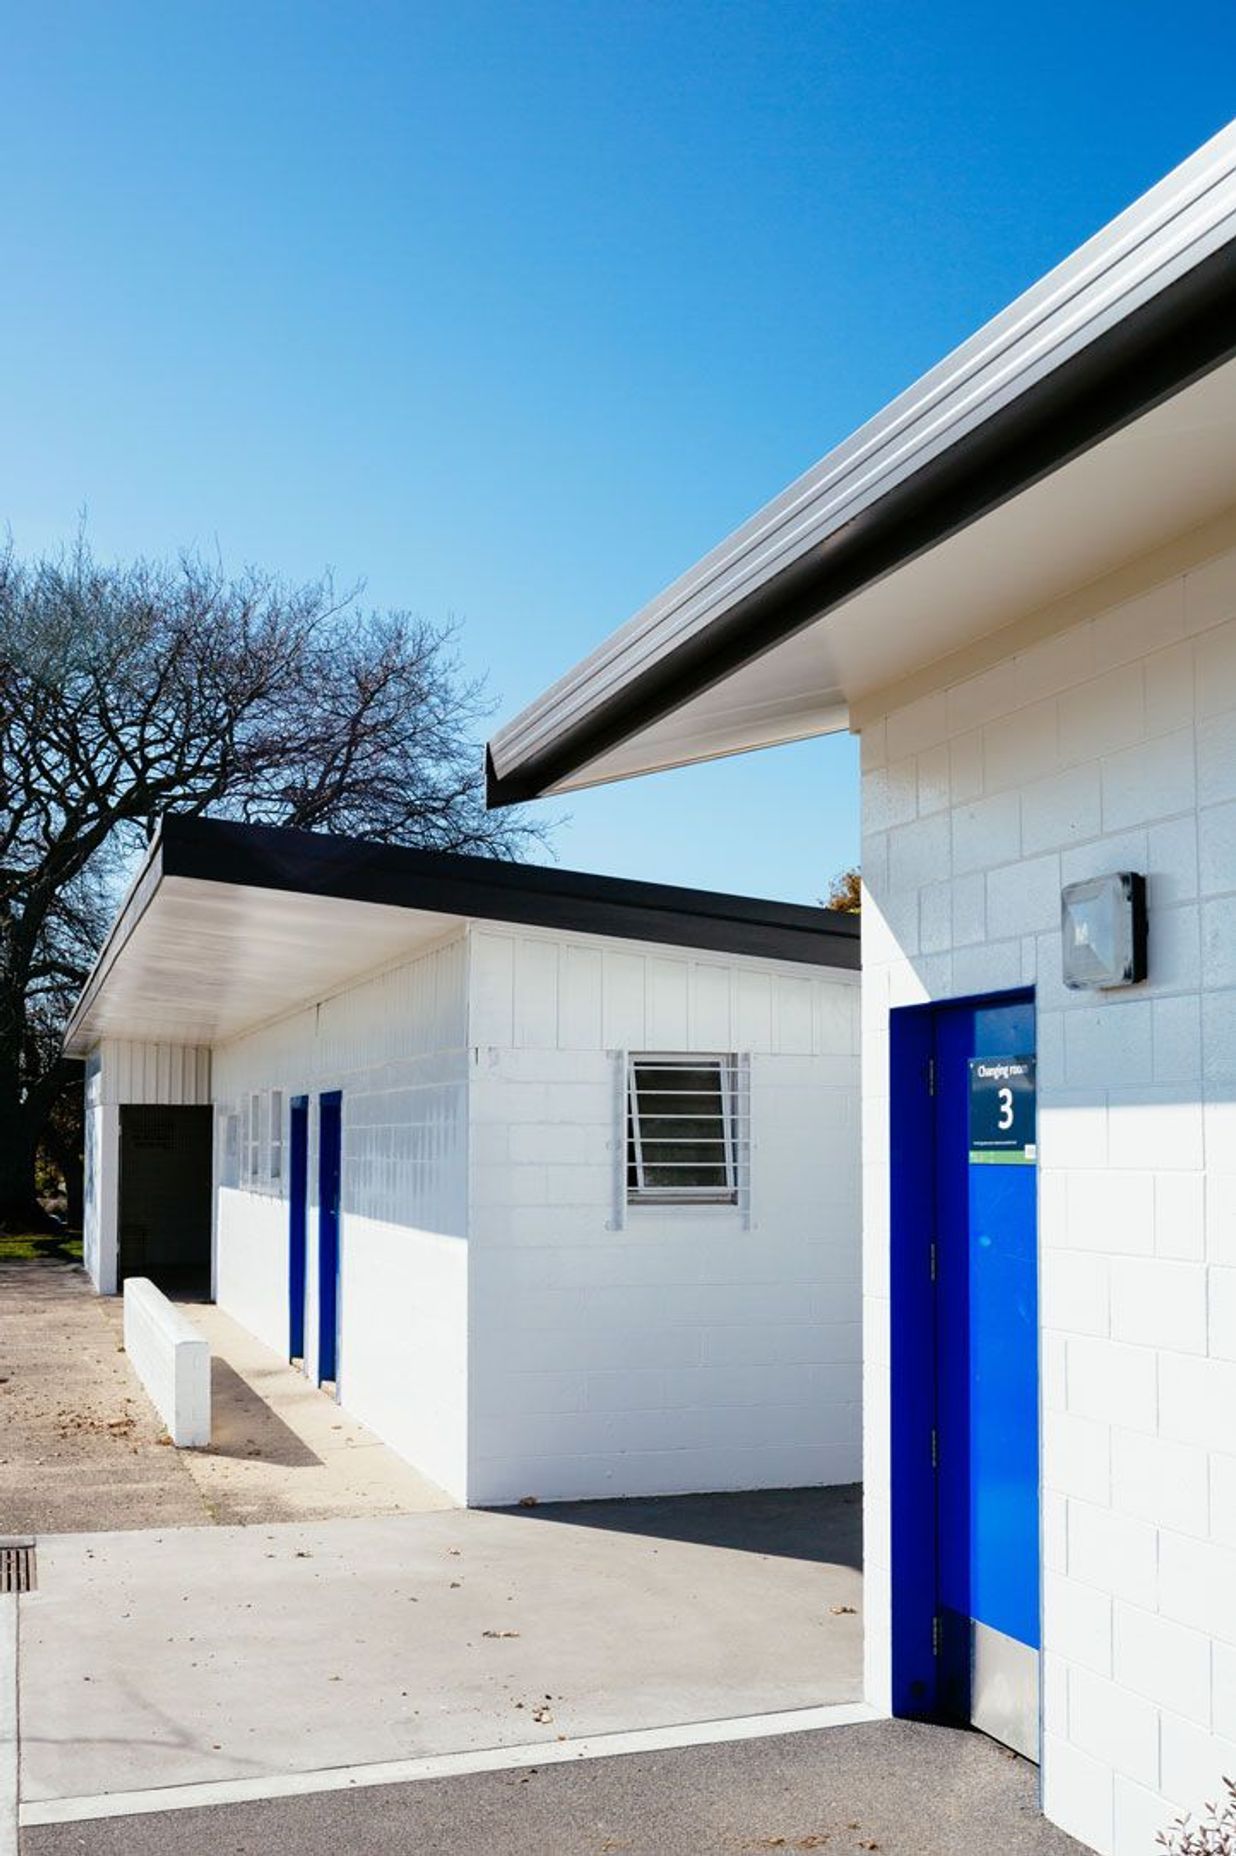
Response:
[[0, 539, 543, 1228]]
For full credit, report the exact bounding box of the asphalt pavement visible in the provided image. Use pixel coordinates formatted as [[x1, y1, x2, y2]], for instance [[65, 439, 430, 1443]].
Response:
[[21, 1718, 1087, 1856]]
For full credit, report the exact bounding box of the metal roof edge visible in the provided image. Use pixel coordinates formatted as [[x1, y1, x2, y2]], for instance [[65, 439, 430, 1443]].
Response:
[[486, 121, 1236, 805], [63, 816, 860, 1055], [62, 826, 168, 1056]]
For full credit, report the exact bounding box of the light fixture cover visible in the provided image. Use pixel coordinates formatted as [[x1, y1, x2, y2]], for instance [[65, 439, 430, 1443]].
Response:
[[1061, 872, 1148, 990]]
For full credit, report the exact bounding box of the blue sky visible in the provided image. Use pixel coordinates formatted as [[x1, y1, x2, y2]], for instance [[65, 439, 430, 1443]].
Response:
[[3, 3, 1233, 903]]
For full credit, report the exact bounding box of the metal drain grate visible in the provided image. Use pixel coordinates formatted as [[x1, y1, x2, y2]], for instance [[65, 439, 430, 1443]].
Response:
[[0, 1541, 36, 1592]]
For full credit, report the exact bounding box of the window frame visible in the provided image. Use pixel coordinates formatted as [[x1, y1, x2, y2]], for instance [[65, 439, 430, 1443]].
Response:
[[247, 1092, 263, 1186], [625, 1051, 741, 1207], [269, 1089, 284, 1184]]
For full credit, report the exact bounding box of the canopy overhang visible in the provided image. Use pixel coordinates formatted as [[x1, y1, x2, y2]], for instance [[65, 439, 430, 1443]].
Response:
[[64, 816, 859, 1056], [486, 122, 1236, 804]]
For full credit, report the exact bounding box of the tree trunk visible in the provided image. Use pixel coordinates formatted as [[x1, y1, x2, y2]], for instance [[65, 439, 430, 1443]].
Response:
[[0, 1105, 46, 1230]]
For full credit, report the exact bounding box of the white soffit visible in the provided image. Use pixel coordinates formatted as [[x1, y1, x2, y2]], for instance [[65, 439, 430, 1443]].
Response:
[[549, 352, 1236, 791], [68, 875, 462, 1052]]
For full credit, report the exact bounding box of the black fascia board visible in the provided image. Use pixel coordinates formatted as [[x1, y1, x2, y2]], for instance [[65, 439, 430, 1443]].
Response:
[[157, 814, 860, 970], [486, 241, 1236, 809]]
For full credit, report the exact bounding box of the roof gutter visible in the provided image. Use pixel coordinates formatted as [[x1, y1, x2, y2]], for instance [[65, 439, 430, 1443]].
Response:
[[487, 127, 1236, 807]]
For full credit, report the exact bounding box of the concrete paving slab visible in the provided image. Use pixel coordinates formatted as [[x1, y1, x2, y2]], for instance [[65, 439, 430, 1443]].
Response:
[[1, 1597, 15, 1856], [18, 1490, 861, 1806], [18, 1718, 1085, 1856]]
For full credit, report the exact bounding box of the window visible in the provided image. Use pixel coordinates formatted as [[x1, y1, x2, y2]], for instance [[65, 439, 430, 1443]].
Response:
[[247, 1092, 263, 1185], [626, 1054, 741, 1205], [269, 1090, 284, 1183], [221, 1112, 240, 1189]]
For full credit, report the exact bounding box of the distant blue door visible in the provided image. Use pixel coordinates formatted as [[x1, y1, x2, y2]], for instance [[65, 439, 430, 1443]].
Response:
[[288, 1097, 309, 1360], [317, 1091, 342, 1385], [935, 995, 1039, 1757], [890, 990, 1039, 1762]]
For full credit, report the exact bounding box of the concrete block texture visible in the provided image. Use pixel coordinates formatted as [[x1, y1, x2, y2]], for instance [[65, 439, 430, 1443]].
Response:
[[206, 920, 860, 1510], [860, 531, 1236, 1853], [122, 1278, 210, 1447]]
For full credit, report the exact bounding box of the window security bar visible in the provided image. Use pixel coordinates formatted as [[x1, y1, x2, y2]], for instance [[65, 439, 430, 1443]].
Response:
[[626, 1053, 746, 1204]]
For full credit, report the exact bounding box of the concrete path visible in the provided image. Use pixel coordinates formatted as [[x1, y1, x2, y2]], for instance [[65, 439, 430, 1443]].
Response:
[[172, 1302, 452, 1524], [19, 1719, 1086, 1855], [0, 1263, 449, 1532], [17, 1490, 862, 1809]]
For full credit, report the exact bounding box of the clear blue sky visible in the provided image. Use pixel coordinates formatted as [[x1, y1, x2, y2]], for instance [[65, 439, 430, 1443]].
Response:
[[3, 4, 1233, 903]]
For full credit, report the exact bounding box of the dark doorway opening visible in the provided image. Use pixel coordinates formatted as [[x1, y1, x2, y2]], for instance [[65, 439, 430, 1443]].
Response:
[[118, 1105, 213, 1295]]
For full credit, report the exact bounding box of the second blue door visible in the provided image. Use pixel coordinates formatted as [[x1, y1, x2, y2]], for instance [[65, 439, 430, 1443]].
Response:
[[317, 1091, 342, 1384]]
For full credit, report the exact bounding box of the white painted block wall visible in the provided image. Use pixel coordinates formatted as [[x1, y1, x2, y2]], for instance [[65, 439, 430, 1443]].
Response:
[[858, 516, 1236, 1855], [466, 925, 862, 1506], [206, 914, 860, 1509], [211, 936, 472, 1502]]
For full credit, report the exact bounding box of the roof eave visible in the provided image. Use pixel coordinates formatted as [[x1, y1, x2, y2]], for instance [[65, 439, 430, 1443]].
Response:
[[487, 124, 1236, 807]]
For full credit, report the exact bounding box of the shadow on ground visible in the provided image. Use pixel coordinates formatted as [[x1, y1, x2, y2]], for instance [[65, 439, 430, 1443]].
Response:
[[204, 1357, 322, 1467], [498, 1484, 863, 1569], [0, 1231, 82, 1264]]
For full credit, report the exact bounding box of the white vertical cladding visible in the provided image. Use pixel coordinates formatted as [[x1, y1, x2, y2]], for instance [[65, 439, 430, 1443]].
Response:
[[859, 525, 1236, 1854], [82, 1051, 118, 1293], [465, 922, 861, 1508], [211, 932, 472, 1503], [80, 1040, 212, 1292]]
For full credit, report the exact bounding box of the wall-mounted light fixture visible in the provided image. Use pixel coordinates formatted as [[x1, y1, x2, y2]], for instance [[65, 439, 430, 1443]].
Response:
[[1061, 872, 1148, 990]]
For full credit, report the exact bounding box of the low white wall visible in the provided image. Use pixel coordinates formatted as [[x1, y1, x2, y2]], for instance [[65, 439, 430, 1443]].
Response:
[[122, 1278, 210, 1447], [466, 926, 862, 1506]]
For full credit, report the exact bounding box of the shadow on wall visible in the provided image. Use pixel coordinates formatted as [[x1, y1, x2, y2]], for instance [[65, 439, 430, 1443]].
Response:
[[492, 1484, 864, 1569]]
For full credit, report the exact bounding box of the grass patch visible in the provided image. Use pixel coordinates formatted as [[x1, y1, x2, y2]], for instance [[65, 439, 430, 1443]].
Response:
[[0, 1230, 83, 1263]]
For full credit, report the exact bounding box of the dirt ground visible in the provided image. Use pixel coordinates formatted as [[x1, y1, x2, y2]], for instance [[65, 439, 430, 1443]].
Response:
[[0, 1260, 209, 1533], [0, 1260, 450, 1534]]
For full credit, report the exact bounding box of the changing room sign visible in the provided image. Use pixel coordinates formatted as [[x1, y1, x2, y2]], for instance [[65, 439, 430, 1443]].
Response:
[[968, 1057, 1036, 1165]]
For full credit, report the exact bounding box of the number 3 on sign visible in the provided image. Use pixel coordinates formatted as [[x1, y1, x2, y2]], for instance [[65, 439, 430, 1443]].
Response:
[[997, 1086, 1014, 1131]]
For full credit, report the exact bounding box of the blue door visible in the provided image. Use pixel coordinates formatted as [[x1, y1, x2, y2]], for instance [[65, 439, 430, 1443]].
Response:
[[890, 990, 1039, 1761], [288, 1097, 309, 1360], [317, 1091, 342, 1385]]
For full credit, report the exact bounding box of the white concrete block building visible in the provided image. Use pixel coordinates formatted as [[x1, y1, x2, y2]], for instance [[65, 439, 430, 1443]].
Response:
[[485, 123, 1236, 1854], [67, 816, 861, 1507]]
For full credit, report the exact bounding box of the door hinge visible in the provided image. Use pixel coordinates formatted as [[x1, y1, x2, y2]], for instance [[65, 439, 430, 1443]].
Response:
[[929, 1240, 937, 1283], [926, 1056, 936, 1096], [930, 1428, 939, 1470], [932, 1614, 941, 1657]]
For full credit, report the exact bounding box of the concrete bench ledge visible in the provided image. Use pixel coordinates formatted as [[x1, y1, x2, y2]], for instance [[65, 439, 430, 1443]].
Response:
[[122, 1279, 211, 1447]]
